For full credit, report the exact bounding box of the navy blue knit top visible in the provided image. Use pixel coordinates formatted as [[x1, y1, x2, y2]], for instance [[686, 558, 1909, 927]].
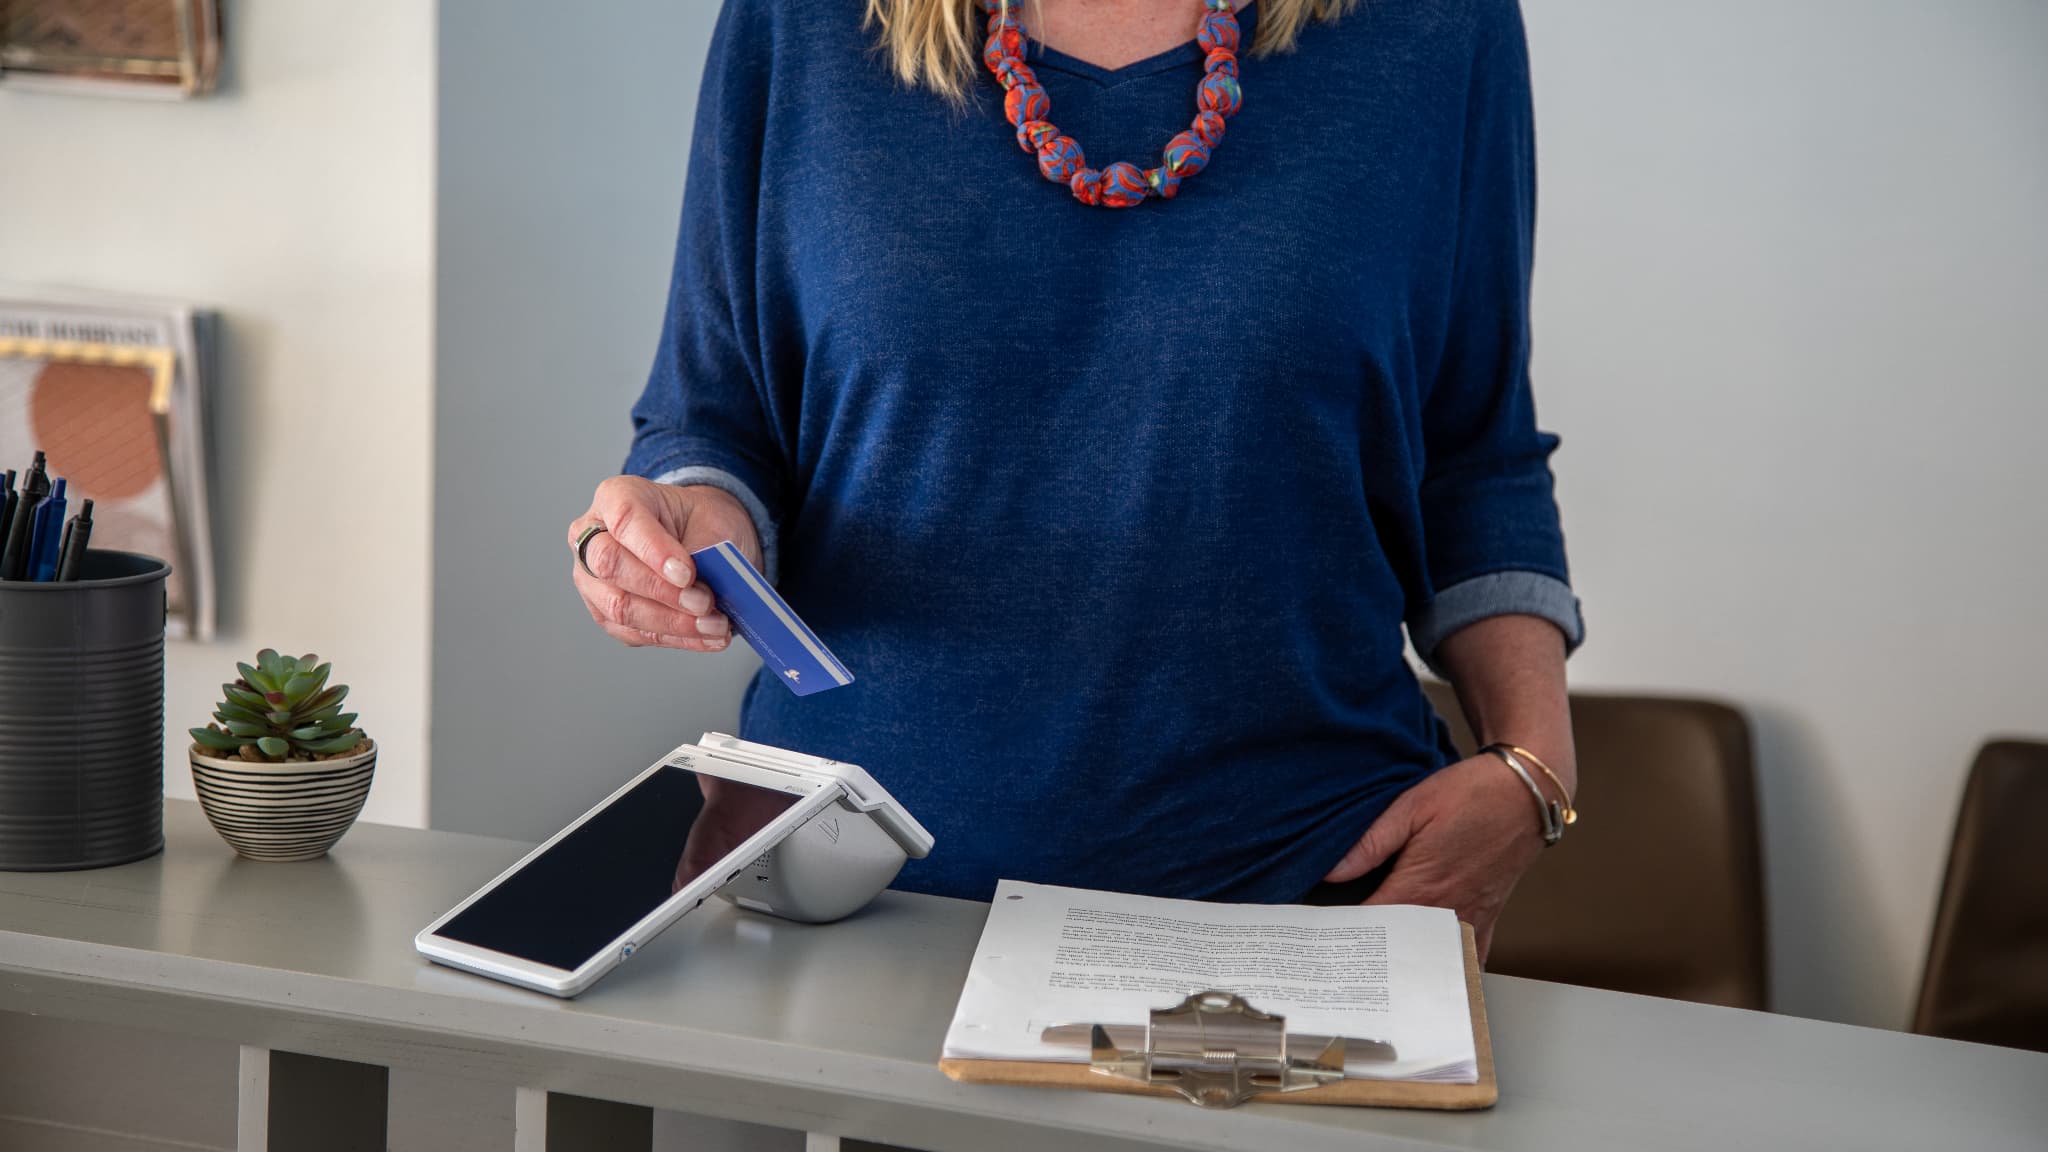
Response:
[[627, 0, 1580, 903]]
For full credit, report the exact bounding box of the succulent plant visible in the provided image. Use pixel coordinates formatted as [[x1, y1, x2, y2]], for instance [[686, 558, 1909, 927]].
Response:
[[189, 649, 367, 762]]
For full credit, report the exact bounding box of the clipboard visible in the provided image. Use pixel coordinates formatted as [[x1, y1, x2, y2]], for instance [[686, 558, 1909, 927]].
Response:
[[939, 923, 1497, 1110]]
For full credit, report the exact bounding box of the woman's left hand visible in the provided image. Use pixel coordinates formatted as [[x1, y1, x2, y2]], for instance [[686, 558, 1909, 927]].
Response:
[[674, 774, 797, 895], [1321, 752, 1547, 960]]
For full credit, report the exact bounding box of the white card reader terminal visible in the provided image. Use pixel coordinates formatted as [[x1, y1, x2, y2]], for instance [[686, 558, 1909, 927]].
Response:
[[689, 732, 934, 923], [415, 732, 932, 997]]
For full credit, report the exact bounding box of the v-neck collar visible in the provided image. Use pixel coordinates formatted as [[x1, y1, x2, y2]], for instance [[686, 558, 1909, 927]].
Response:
[[1024, 2, 1259, 89]]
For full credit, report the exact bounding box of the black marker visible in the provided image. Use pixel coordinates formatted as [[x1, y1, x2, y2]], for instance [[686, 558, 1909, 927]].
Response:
[[1, 452, 48, 581], [56, 499, 93, 583], [0, 471, 15, 563], [52, 519, 72, 581]]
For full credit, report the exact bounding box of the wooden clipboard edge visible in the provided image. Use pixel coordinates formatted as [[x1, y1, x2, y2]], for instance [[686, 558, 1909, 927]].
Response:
[[938, 922, 1498, 1111]]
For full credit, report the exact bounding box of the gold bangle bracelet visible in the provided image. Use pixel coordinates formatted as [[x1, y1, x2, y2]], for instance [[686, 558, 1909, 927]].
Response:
[[1483, 745, 1565, 846], [1487, 743, 1577, 826]]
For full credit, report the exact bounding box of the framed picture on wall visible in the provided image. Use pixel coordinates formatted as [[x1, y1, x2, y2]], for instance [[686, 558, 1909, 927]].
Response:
[[0, 335, 211, 637], [0, 0, 222, 97]]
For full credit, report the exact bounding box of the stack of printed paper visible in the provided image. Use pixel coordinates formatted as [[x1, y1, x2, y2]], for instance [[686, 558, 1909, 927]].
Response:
[[943, 880, 1478, 1083]]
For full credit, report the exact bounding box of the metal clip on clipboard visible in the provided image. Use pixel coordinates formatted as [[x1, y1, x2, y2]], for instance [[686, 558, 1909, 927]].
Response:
[[1041, 990, 1397, 1109]]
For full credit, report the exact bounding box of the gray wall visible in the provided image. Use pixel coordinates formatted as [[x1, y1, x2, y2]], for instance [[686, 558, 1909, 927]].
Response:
[[431, 0, 758, 839], [1523, 0, 2048, 1027]]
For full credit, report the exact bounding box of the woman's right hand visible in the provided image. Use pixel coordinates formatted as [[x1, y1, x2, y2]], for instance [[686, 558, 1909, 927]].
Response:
[[569, 477, 763, 652]]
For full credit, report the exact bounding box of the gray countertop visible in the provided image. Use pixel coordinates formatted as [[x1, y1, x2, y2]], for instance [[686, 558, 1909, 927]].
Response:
[[1, 801, 2041, 1151]]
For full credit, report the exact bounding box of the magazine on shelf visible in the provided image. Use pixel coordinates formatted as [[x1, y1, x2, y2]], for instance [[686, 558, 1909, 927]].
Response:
[[0, 286, 217, 639]]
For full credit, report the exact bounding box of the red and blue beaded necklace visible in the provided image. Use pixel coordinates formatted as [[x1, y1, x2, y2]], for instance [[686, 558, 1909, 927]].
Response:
[[983, 0, 1244, 208]]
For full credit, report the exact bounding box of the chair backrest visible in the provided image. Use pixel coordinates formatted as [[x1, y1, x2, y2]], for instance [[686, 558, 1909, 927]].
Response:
[[1423, 682, 1769, 1010], [1912, 739, 2048, 1052]]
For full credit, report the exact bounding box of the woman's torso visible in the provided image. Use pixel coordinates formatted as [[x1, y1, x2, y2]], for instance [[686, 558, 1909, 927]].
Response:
[[721, 0, 1496, 901]]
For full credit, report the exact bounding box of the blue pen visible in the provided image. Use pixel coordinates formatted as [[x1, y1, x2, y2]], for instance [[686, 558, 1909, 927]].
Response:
[[28, 477, 66, 582]]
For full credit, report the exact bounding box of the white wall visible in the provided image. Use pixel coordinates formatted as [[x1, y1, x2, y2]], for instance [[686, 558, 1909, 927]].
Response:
[[1525, 0, 2048, 1027], [0, 4, 437, 827]]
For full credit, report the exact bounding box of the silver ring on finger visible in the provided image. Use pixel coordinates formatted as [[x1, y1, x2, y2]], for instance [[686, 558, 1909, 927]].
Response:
[[574, 521, 609, 580]]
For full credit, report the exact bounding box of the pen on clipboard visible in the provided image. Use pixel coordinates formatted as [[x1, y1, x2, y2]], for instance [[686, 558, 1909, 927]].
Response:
[[1037, 1023, 1399, 1063]]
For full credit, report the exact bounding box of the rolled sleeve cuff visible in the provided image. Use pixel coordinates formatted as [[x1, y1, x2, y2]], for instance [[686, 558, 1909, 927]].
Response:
[[1409, 570, 1584, 676], [650, 464, 780, 583]]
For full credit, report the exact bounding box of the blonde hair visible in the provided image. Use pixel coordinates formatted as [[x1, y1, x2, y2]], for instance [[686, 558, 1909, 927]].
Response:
[[866, 0, 1358, 102]]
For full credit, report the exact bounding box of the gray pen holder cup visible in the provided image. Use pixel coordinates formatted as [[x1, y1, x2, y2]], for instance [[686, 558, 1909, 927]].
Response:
[[0, 551, 168, 871]]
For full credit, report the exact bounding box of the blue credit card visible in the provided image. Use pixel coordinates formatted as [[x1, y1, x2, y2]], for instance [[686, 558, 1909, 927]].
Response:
[[689, 541, 854, 697]]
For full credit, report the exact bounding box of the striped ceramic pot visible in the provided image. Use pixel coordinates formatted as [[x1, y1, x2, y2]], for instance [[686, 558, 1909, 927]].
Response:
[[189, 741, 376, 861]]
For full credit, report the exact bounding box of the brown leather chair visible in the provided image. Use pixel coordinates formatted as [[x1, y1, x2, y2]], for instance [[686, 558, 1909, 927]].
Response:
[[1423, 681, 1769, 1010], [1911, 739, 2048, 1052]]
